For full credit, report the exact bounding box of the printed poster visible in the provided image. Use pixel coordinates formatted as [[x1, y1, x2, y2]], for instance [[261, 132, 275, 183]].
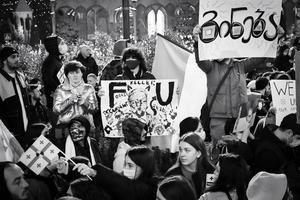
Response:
[[101, 80, 179, 137]]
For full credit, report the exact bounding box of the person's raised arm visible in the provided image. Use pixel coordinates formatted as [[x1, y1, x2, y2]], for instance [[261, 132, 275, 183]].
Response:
[[193, 25, 213, 74]]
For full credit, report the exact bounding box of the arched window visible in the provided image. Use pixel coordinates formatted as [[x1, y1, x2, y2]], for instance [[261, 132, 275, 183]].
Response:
[[147, 10, 156, 36], [156, 9, 165, 35], [147, 7, 166, 36]]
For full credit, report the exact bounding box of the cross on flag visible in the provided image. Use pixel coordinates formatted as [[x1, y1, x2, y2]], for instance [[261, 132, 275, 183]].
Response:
[[19, 135, 62, 175]]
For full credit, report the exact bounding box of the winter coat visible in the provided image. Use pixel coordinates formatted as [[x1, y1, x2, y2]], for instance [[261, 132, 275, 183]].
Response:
[[75, 53, 98, 82], [53, 81, 98, 126], [92, 163, 158, 200], [251, 124, 300, 199], [42, 53, 62, 109], [194, 42, 270, 118], [0, 69, 31, 144], [165, 160, 215, 198]]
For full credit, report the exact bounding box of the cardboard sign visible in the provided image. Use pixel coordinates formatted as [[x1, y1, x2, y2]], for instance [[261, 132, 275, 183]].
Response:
[[198, 0, 282, 60], [101, 80, 179, 137], [270, 80, 296, 125]]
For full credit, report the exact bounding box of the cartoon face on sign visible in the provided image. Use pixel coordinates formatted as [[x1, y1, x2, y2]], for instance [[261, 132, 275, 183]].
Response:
[[128, 86, 150, 118]]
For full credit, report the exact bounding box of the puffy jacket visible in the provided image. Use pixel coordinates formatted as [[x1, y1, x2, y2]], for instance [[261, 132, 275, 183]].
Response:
[[53, 81, 98, 127]]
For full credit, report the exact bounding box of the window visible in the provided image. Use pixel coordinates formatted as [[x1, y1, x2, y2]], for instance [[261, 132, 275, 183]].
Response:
[[147, 8, 166, 36]]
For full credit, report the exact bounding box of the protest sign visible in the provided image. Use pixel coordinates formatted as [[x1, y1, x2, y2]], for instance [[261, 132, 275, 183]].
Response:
[[19, 135, 62, 175], [270, 80, 296, 125], [100, 79, 178, 137], [233, 92, 261, 133], [198, 0, 281, 60]]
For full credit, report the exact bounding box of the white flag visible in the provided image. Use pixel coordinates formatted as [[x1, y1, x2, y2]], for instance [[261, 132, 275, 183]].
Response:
[[19, 135, 62, 175]]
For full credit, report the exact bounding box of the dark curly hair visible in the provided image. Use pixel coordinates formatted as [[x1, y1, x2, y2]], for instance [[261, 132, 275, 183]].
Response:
[[121, 47, 147, 72], [64, 60, 86, 77]]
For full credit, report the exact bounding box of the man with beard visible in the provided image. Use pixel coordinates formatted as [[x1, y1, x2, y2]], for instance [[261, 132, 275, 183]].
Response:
[[0, 47, 30, 147], [0, 162, 31, 200]]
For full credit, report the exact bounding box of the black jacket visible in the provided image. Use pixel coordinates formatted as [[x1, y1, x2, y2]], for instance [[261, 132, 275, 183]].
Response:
[[252, 124, 300, 199], [42, 54, 62, 109], [75, 53, 98, 82], [92, 163, 157, 200], [0, 69, 31, 145], [165, 161, 215, 198]]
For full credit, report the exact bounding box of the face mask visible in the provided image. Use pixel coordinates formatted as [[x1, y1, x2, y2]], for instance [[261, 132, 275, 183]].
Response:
[[59, 44, 68, 55], [123, 168, 136, 179], [70, 128, 85, 142], [126, 59, 139, 70]]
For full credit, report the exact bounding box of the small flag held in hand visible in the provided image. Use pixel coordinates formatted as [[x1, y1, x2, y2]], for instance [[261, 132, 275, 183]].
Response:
[[19, 135, 62, 175]]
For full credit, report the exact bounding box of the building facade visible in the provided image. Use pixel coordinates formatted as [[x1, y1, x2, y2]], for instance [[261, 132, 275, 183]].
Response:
[[54, 0, 199, 40]]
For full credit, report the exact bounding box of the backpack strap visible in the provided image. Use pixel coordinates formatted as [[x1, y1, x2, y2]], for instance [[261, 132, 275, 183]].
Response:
[[208, 65, 234, 113]]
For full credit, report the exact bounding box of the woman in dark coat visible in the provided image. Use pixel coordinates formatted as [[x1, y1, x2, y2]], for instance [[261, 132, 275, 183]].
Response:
[[73, 145, 159, 200], [165, 132, 215, 198]]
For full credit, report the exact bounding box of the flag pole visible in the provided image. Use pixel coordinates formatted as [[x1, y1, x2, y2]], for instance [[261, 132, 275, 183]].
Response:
[[59, 151, 93, 181]]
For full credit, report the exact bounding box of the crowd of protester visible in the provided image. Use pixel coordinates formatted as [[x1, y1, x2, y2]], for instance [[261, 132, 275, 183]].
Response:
[[0, 22, 300, 200]]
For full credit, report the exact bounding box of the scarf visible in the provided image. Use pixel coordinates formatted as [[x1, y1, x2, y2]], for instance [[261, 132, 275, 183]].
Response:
[[65, 135, 96, 166]]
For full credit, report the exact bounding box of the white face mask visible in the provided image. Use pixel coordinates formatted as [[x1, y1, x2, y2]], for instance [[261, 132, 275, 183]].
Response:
[[59, 43, 68, 55], [123, 168, 136, 180]]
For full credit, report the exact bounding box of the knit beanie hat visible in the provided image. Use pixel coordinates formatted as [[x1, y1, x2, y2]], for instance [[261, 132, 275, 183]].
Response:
[[122, 118, 146, 146], [69, 115, 91, 134], [0, 46, 18, 62], [255, 77, 269, 91], [246, 172, 287, 200], [43, 35, 62, 55]]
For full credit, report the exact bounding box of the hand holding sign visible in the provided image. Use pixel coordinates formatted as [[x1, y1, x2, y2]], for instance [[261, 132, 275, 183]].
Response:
[[193, 24, 202, 41]]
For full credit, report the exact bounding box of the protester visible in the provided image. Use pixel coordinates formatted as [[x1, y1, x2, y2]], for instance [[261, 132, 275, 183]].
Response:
[[115, 47, 155, 80], [156, 175, 197, 200], [274, 44, 293, 72], [66, 177, 111, 200], [165, 132, 215, 198], [217, 118, 254, 165], [75, 45, 99, 82], [0, 46, 30, 147], [42, 35, 67, 109], [0, 161, 52, 200], [193, 25, 273, 149], [247, 172, 289, 200], [179, 117, 206, 139], [200, 153, 249, 200], [65, 115, 102, 165], [100, 39, 128, 81], [53, 61, 98, 147], [73, 145, 159, 200], [86, 73, 98, 88], [252, 113, 300, 199], [113, 118, 148, 173]]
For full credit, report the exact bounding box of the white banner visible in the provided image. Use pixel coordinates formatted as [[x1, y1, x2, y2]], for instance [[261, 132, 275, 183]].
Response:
[[101, 80, 179, 137], [198, 0, 282, 60], [270, 80, 296, 125]]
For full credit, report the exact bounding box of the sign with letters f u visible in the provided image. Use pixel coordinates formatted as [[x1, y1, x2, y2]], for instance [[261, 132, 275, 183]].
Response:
[[198, 0, 282, 60]]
